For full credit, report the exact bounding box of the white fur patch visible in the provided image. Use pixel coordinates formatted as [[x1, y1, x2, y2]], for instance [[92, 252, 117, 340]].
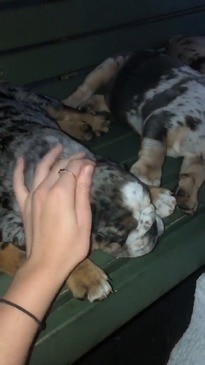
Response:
[[121, 181, 163, 257], [88, 274, 112, 302], [121, 181, 150, 221], [154, 190, 176, 218]]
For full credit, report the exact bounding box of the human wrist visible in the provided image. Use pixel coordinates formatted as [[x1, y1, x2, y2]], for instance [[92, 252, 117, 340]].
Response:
[[16, 258, 67, 289], [3, 259, 65, 323]]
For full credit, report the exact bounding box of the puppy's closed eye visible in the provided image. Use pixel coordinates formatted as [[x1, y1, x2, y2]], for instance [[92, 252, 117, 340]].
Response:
[[121, 215, 138, 230], [95, 233, 106, 242]]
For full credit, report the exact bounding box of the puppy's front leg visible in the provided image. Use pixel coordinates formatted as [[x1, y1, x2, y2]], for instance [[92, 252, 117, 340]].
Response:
[[63, 55, 128, 109], [130, 138, 166, 186], [66, 258, 112, 302]]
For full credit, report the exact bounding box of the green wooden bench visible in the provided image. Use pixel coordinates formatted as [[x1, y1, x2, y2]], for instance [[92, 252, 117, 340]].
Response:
[[0, 1, 205, 364]]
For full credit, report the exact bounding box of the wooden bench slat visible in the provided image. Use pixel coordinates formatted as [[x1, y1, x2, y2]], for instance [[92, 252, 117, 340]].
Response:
[[1, 11, 205, 85], [0, 1, 204, 50], [29, 211, 205, 364]]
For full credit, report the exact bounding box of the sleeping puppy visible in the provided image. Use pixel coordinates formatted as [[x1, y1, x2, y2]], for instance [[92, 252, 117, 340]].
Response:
[[0, 82, 175, 302], [64, 50, 205, 215]]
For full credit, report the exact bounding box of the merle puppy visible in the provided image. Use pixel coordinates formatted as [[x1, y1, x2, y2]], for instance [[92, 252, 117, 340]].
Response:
[[64, 50, 205, 215], [0, 82, 175, 302]]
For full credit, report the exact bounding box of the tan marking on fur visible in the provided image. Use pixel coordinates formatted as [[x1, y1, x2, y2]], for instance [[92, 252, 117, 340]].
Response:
[[166, 126, 190, 155], [130, 139, 165, 186], [149, 187, 165, 203], [176, 156, 205, 214], [48, 106, 110, 140], [0, 244, 111, 301], [0, 244, 25, 276], [66, 259, 112, 302]]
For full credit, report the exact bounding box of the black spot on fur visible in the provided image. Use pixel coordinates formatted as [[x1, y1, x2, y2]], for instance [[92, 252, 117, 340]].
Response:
[[190, 57, 205, 72], [109, 51, 182, 122], [146, 221, 158, 239], [143, 111, 174, 141], [0, 135, 15, 151], [1, 192, 12, 209], [185, 115, 201, 131], [142, 82, 188, 120]]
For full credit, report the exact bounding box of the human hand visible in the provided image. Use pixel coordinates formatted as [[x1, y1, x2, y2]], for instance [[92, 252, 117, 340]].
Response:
[[13, 144, 95, 277]]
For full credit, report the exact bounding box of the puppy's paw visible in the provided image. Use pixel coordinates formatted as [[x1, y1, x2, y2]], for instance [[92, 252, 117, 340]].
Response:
[[0, 243, 25, 276], [130, 160, 161, 186], [175, 174, 198, 215], [47, 105, 94, 141], [151, 188, 176, 218], [66, 259, 112, 302], [90, 115, 110, 137]]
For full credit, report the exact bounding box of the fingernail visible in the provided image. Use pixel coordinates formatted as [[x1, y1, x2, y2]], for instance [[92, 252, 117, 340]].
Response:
[[55, 143, 63, 150], [83, 164, 95, 178]]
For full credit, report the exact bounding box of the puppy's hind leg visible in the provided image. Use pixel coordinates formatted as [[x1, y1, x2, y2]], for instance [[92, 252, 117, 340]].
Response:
[[63, 55, 128, 109], [175, 156, 205, 215]]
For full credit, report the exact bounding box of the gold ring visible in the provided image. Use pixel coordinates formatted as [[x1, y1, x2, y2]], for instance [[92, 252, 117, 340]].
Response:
[[58, 168, 76, 179]]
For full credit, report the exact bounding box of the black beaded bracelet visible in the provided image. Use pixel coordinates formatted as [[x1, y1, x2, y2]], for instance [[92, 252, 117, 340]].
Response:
[[0, 298, 46, 331]]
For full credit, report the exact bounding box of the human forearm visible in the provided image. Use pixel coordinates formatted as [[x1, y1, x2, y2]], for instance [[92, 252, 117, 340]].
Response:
[[0, 148, 93, 365], [0, 260, 65, 365]]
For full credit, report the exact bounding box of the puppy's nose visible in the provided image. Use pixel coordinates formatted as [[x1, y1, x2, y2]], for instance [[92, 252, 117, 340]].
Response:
[[176, 188, 186, 197]]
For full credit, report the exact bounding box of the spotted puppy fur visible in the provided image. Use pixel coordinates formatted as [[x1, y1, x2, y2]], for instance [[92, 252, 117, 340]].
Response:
[[66, 50, 205, 215], [0, 81, 175, 302], [168, 35, 205, 74]]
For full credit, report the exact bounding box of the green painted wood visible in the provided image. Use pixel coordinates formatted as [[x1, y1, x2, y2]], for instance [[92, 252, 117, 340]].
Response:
[[0, 1, 204, 50], [1, 11, 205, 85], [28, 210, 205, 364], [32, 71, 92, 100]]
